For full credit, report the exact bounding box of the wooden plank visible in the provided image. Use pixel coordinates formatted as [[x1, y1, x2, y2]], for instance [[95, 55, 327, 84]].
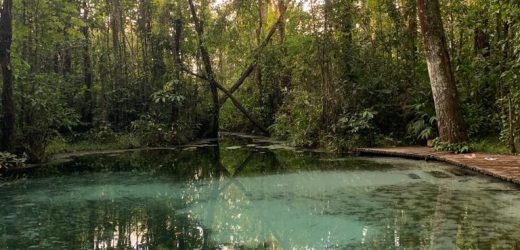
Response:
[[356, 147, 520, 185]]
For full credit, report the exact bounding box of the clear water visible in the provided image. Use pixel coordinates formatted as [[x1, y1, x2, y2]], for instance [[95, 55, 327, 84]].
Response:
[[0, 136, 519, 249]]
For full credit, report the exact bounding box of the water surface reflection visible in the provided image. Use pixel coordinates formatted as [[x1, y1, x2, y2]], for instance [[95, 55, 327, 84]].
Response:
[[0, 136, 519, 249]]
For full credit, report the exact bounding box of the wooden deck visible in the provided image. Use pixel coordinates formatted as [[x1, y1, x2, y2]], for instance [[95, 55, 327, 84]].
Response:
[[356, 147, 520, 185]]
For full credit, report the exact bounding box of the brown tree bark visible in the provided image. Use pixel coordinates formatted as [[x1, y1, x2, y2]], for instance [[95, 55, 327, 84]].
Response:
[[1, 0, 15, 152], [417, 0, 466, 143], [276, 0, 286, 44]]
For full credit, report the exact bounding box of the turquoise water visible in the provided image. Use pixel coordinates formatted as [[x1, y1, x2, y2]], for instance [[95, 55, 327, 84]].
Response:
[[0, 136, 519, 249]]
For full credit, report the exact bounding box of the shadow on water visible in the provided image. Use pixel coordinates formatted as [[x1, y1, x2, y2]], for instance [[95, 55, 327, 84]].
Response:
[[0, 135, 519, 249]]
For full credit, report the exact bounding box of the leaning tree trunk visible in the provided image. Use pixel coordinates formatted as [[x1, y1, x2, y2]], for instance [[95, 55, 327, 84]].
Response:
[[417, 0, 466, 143], [0, 0, 15, 152]]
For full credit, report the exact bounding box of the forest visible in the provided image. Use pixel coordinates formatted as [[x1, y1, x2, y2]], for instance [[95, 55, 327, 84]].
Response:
[[2, 0, 520, 248], [0, 0, 519, 163]]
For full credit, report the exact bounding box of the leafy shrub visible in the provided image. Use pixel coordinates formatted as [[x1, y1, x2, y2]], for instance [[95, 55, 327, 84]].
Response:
[[406, 102, 438, 142], [91, 121, 117, 143], [115, 134, 141, 149], [0, 152, 26, 171], [171, 119, 202, 145], [336, 110, 377, 135], [18, 74, 80, 162], [269, 90, 321, 147], [324, 110, 378, 152], [498, 89, 520, 151], [130, 115, 172, 146], [151, 80, 186, 106], [463, 101, 499, 138], [433, 138, 471, 154], [407, 117, 437, 141]]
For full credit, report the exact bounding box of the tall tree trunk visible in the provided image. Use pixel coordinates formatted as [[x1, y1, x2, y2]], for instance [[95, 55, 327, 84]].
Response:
[[188, 0, 220, 138], [172, 17, 183, 128], [1, 0, 15, 152], [320, 0, 332, 127], [100, 13, 111, 123], [62, 21, 72, 76], [277, 0, 290, 103], [138, 0, 152, 112], [402, 0, 418, 87], [255, 0, 265, 96], [417, 0, 466, 143], [276, 0, 286, 44], [81, 0, 94, 125], [110, 0, 123, 128]]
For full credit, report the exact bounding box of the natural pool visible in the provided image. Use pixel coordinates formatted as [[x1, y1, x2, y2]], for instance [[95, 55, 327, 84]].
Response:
[[0, 136, 519, 249]]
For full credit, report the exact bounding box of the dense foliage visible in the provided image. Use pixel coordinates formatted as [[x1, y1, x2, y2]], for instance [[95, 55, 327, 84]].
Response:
[[0, 0, 519, 161]]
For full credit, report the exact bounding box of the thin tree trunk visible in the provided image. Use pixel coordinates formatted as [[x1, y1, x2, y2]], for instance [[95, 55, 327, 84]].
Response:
[[81, 0, 94, 125], [255, 0, 265, 96], [188, 0, 220, 138], [62, 21, 72, 76], [119, 0, 130, 127], [109, 0, 123, 127], [508, 95, 517, 154], [277, 0, 286, 43], [276, 0, 291, 108], [138, 0, 151, 112], [320, 0, 332, 127], [0, 0, 15, 152], [172, 17, 183, 128], [417, 0, 466, 143], [53, 44, 60, 73], [474, 26, 491, 57], [100, 13, 110, 122], [404, 0, 417, 87]]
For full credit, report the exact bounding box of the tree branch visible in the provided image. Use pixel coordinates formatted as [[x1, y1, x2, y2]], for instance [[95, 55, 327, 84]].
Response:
[[181, 66, 207, 80], [214, 80, 268, 134], [218, 14, 283, 107], [187, 0, 287, 134]]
